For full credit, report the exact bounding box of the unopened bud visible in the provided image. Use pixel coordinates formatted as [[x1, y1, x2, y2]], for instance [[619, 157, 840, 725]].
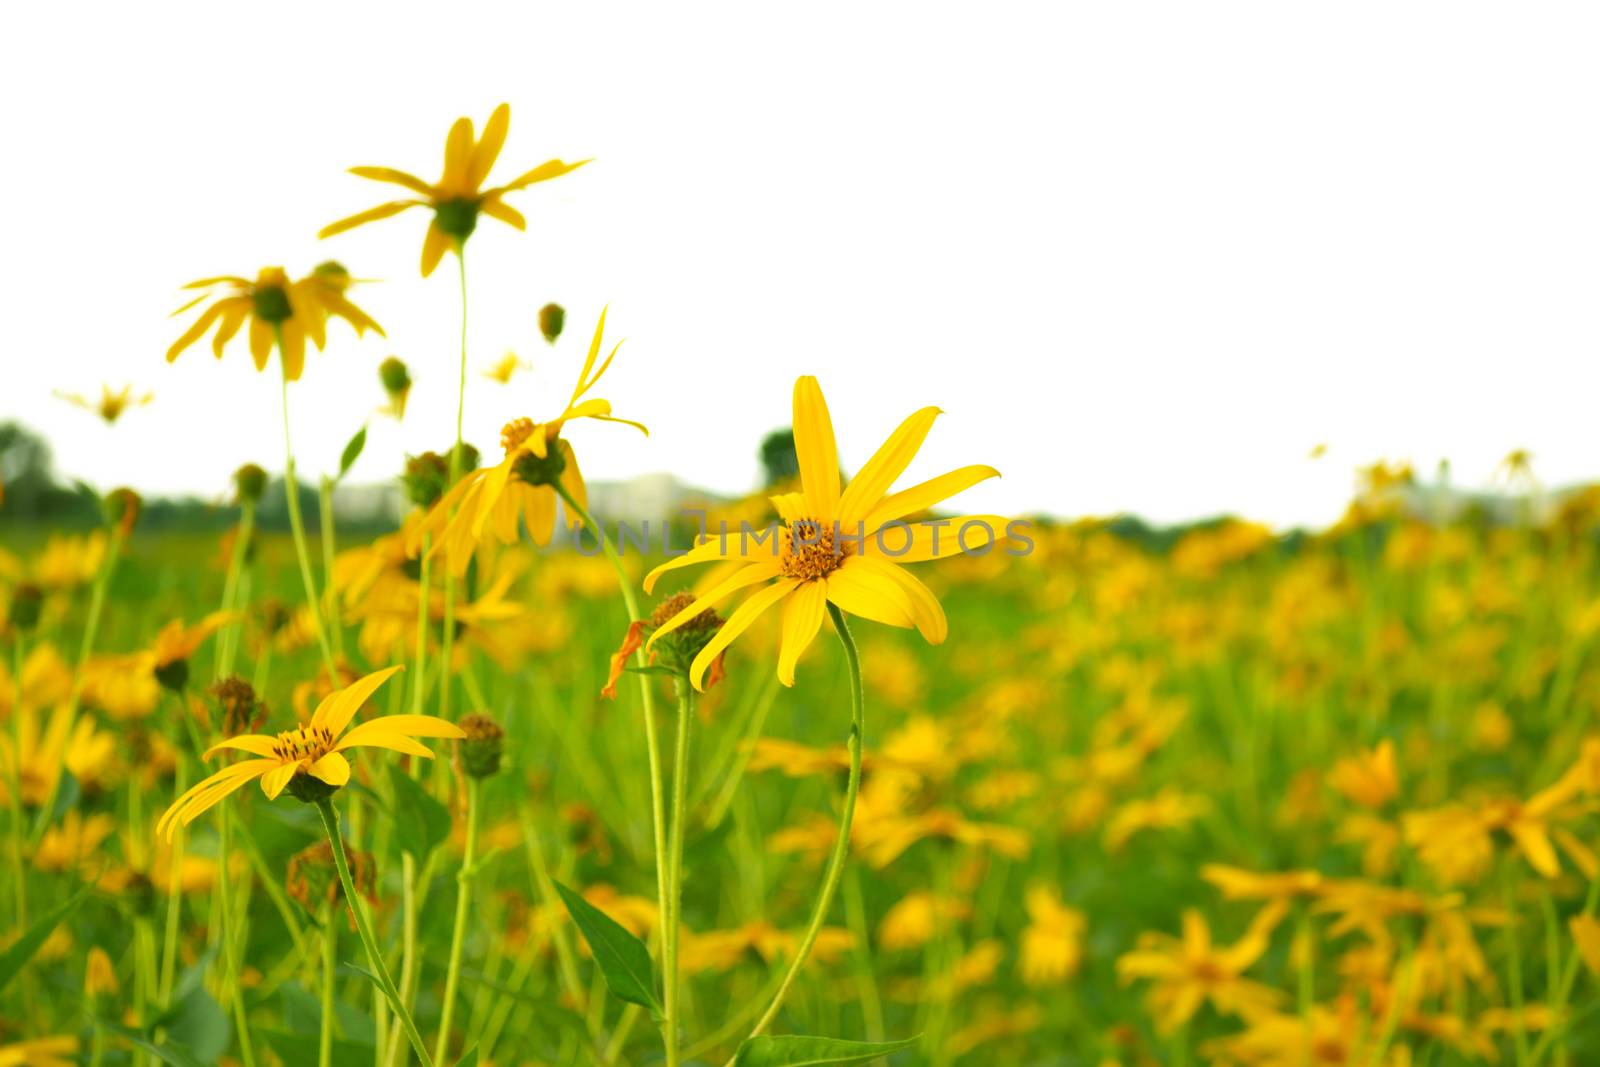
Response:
[[539, 303, 565, 344], [458, 713, 506, 779]]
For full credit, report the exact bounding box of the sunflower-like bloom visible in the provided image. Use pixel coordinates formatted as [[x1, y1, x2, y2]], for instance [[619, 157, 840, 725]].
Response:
[[55, 384, 152, 425], [408, 308, 647, 574], [319, 103, 590, 276], [1116, 902, 1287, 1034], [644, 375, 1005, 690], [156, 666, 462, 840], [166, 264, 384, 381]]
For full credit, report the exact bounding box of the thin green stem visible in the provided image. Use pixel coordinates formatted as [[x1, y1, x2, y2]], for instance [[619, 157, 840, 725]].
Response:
[[319, 476, 344, 661], [731, 603, 866, 1056], [215, 500, 256, 681], [279, 363, 339, 680], [440, 250, 469, 726], [663, 683, 696, 1066], [321, 904, 337, 1067], [314, 797, 433, 1067], [218, 804, 259, 1067], [8, 636, 28, 932], [555, 482, 672, 1004], [434, 776, 481, 1063], [158, 735, 188, 1005]]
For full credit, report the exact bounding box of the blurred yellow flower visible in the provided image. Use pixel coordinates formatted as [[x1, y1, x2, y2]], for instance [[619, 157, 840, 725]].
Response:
[[1018, 883, 1086, 986], [1326, 740, 1400, 809], [1116, 902, 1287, 1034], [54, 384, 152, 425], [166, 265, 383, 381], [320, 103, 590, 276]]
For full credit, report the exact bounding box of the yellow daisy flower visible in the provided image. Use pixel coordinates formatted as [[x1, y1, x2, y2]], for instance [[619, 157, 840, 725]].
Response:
[[165, 263, 383, 381], [319, 103, 590, 276], [156, 665, 462, 840], [644, 375, 1004, 690], [408, 307, 647, 574], [54, 384, 152, 425]]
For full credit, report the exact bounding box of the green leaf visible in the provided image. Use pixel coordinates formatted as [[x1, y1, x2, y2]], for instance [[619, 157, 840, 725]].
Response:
[[454, 1042, 480, 1067], [260, 1028, 373, 1067], [94, 1018, 207, 1067], [0, 882, 92, 994], [553, 880, 661, 1014], [339, 424, 368, 478], [732, 1035, 920, 1066], [156, 987, 229, 1065], [387, 763, 451, 859]]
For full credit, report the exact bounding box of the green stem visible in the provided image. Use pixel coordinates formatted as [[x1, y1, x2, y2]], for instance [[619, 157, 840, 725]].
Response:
[[218, 804, 259, 1067], [215, 500, 256, 681], [842, 867, 885, 1042], [731, 604, 866, 1055], [279, 360, 339, 681], [555, 482, 672, 1008], [663, 683, 696, 1066], [8, 636, 28, 932], [321, 904, 337, 1067], [1528, 870, 1600, 1064], [314, 797, 433, 1067], [319, 476, 344, 661], [434, 776, 481, 1063], [440, 250, 469, 726], [158, 738, 188, 1005]]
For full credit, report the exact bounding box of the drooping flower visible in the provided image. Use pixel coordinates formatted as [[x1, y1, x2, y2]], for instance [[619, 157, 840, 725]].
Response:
[[319, 103, 590, 276], [156, 666, 462, 839], [645, 375, 1005, 690], [166, 264, 383, 381], [408, 308, 647, 574]]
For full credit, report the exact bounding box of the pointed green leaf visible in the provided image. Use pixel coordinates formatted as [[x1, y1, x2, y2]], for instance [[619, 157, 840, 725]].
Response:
[[733, 1034, 919, 1066], [553, 880, 661, 1014], [387, 763, 451, 859], [339, 423, 368, 478], [0, 882, 92, 994]]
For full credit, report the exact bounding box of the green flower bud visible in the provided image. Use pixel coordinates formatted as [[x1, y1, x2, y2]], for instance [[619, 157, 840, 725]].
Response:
[[539, 303, 565, 344], [8, 583, 43, 632], [458, 713, 506, 779], [233, 463, 268, 505]]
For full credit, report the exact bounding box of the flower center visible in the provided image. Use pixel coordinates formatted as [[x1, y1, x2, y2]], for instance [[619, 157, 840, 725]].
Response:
[[252, 283, 293, 325], [435, 197, 480, 240], [272, 723, 334, 764], [780, 521, 847, 581]]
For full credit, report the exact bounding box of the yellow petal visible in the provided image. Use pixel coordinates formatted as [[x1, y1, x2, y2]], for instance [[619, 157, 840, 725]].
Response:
[[558, 442, 587, 530], [468, 104, 510, 190], [861, 515, 1011, 563], [442, 116, 475, 191], [1571, 914, 1600, 977], [166, 302, 227, 363], [644, 532, 765, 594], [319, 199, 423, 239], [156, 759, 274, 840], [315, 664, 405, 738], [249, 317, 273, 372], [824, 561, 915, 629], [848, 556, 946, 643], [792, 376, 840, 519], [647, 561, 782, 650], [500, 157, 593, 191], [480, 194, 526, 230], [348, 167, 436, 197], [690, 579, 798, 691], [202, 735, 278, 761], [279, 320, 306, 382], [308, 751, 351, 787], [261, 761, 300, 800], [863, 466, 1001, 534], [776, 580, 827, 686], [837, 406, 941, 528], [421, 220, 449, 277]]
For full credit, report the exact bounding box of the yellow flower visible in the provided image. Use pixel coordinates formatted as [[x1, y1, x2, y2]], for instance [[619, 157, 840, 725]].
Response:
[[1019, 883, 1086, 986], [1326, 739, 1400, 809], [319, 103, 591, 276], [410, 308, 647, 574], [0, 1035, 79, 1067], [645, 375, 1004, 690], [84, 946, 119, 999], [157, 666, 462, 839], [1116, 902, 1287, 1034], [0, 701, 74, 808], [1571, 914, 1600, 977], [166, 264, 383, 381], [32, 809, 115, 873], [54, 384, 152, 425], [483, 352, 532, 384]]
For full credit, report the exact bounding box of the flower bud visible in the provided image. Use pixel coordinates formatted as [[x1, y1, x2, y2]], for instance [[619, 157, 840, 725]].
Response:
[[210, 676, 266, 737], [539, 303, 565, 344], [154, 657, 189, 694], [84, 946, 119, 1007], [312, 260, 352, 290], [379, 357, 413, 418], [286, 840, 374, 923], [233, 463, 268, 505], [403, 452, 451, 509], [8, 582, 43, 632], [458, 713, 506, 779]]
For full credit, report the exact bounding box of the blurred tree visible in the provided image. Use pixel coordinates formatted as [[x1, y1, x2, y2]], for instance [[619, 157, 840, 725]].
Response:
[[759, 427, 799, 487]]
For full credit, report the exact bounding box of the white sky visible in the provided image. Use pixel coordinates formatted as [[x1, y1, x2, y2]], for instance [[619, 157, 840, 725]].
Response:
[[3, 3, 1598, 529]]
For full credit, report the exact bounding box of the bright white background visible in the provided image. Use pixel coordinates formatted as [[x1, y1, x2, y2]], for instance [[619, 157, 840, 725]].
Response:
[[2, 3, 1597, 528]]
